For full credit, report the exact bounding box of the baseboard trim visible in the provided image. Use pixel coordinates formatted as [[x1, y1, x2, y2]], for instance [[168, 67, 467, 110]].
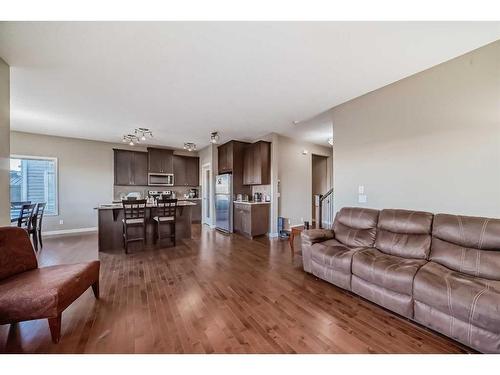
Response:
[[43, 227, 98, 236]]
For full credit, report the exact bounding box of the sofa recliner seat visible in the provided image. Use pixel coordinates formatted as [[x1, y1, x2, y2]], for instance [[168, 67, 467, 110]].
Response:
[[413, 213, 500, 353], [351, 208, 433, 318], [303, 207, 379, 291]]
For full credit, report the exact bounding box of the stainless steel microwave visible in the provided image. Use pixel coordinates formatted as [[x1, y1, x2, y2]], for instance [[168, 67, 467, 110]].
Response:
[[148, 173, 174, 186]]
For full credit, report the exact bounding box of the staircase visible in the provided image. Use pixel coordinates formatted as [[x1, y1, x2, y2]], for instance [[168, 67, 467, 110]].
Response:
[[314, 188, 334, 229]]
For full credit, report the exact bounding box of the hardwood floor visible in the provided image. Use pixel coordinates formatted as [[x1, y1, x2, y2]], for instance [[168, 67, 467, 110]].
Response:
[[0, 225, 473, 354]]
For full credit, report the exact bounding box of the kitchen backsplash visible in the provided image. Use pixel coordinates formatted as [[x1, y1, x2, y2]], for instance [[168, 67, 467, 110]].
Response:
[[251, 184, 271, 196], [113, 185, 199, 201]]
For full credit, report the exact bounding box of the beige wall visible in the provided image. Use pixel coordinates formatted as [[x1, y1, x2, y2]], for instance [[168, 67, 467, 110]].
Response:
[[10, 131, 116, 232], [0, 58, 9, 226], [277, 134, 333, 227], [332, 40, 500, 217]]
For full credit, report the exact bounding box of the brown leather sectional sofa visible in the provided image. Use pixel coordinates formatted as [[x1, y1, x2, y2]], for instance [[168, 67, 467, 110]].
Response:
[[302, 207, 500, 353]]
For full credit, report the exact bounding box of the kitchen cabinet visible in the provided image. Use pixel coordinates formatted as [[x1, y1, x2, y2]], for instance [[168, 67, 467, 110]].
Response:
[[114, 149, 148, 186], [233, 202, 270, 239], [217, 140, 252, 198], [217, 141, 233, 174], [173, 155, 199, 186], [243, 141, 271, 185], [188, 199, 201, 223], [148, 147, 173, 174]]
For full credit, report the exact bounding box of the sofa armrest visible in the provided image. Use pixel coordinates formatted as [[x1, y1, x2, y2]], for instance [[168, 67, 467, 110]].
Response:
[[302, 229, 334, 244], [301, 229, 334, 273]]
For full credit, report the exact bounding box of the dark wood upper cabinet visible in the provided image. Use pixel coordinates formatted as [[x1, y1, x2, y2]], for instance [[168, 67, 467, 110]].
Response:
[[185, 156, 200, 186], [217, 141, 234, 174], [114, 149, 148, 186], [147, 147, 173, 174], [173, 155, 199, 186], [133, 152, 148, 186], [243, 141, 270, 185]]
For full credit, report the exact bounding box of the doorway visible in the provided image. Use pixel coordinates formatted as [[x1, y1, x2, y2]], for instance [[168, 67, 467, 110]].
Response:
[[312, 154, 328, 227], [201, 163, 211, 226]]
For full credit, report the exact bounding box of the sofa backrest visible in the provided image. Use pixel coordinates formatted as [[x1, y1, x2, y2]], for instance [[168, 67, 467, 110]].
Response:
[[375, 209, 433, 259], [333, 207, 379, 248], [0, 226, 38, 281], [431, 213, 500, 280]]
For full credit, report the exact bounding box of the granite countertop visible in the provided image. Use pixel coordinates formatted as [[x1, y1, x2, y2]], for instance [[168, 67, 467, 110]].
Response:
[[96, 201, 196, 210], [233, 201, 271, 205]]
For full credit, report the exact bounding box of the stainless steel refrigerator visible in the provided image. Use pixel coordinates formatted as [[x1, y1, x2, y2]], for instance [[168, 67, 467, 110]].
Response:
[[215, 173, 233, 233]]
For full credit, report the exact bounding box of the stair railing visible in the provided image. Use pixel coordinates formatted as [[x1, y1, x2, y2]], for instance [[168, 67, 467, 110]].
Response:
[[317, 188, 334, 229]]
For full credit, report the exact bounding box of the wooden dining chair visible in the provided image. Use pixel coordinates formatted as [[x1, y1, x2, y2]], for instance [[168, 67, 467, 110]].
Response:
[[10, 201, 31, 223], [30, 203, 46, 251], [153, 198, 177, 247], [16, 203, 37, 248], [122, 199, 147, 254]]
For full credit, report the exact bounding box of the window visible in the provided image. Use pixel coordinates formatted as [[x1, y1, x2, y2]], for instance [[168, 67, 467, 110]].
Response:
[[10, 156, 58, 219]]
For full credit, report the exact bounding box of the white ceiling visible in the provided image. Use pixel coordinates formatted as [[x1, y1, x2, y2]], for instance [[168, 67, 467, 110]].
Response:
[[0, 22, 499, 148]]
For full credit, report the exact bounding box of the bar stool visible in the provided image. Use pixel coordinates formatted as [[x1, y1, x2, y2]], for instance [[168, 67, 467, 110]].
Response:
[[153, 198, 177, 247], [122, 199, 147, 254]]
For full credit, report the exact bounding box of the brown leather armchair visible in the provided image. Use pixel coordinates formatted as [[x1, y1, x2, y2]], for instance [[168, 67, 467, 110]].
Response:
[[0, 227, 100, 343]]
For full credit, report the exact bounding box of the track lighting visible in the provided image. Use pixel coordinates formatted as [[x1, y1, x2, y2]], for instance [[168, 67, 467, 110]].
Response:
[[135, 127, 153, 141], [122, 134, 139, 146], [121, 128, 153, 146], [183, 142, 197, 152], [210, 131, 220, 144]]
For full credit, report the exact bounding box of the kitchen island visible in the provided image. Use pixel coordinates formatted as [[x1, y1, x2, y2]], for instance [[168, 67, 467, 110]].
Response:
[[95, 200, 196, 252]]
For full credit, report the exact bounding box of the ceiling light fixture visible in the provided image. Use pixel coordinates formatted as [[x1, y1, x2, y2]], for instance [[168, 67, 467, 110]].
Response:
[[328, 137, 333, 146], [122, 134, 139, 146], [183, 142, 197, 152], [135, 127, 153, 141], [210, 131, 220, 144]]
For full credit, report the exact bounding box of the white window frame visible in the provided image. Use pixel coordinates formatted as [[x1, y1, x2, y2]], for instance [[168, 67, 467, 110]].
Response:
[[10, 154, 59, 216]]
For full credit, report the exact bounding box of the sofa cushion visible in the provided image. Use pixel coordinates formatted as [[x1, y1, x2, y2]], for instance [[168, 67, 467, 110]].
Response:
[[311, 241, 360, 273], [375, 209, 433, 259], [333, 207, 379, 248], [414, 261, 500, 334], [430, 214, 500, 280], [352, 248, 427, 295], [0, 261, 100, 324], [0, 227, 38, 281]]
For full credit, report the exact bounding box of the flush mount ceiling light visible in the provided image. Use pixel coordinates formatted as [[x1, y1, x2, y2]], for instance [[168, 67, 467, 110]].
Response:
[[183, 142, 197, 152], [328, 137, 333, 146], [210, 131, 220, 144], [122, 134, 140, 146], [135, 127, 153, 141]]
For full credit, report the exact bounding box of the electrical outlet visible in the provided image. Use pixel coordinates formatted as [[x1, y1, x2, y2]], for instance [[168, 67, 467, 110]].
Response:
[[358, 195, 367, 203], [59, 219, 64, 225]]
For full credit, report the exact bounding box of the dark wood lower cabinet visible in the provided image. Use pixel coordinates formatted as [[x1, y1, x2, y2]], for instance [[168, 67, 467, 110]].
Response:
[[233, 202, 270, 239], [189, 199, 201, 223]]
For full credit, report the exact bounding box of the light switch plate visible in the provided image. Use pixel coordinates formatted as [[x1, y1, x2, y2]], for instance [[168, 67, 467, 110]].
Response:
[[358, 194, 367, 203], [358, 185, 364, 194]]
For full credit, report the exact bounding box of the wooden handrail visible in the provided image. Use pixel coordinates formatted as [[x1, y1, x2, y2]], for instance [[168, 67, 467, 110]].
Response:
[[317, 188, 334, 229]]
